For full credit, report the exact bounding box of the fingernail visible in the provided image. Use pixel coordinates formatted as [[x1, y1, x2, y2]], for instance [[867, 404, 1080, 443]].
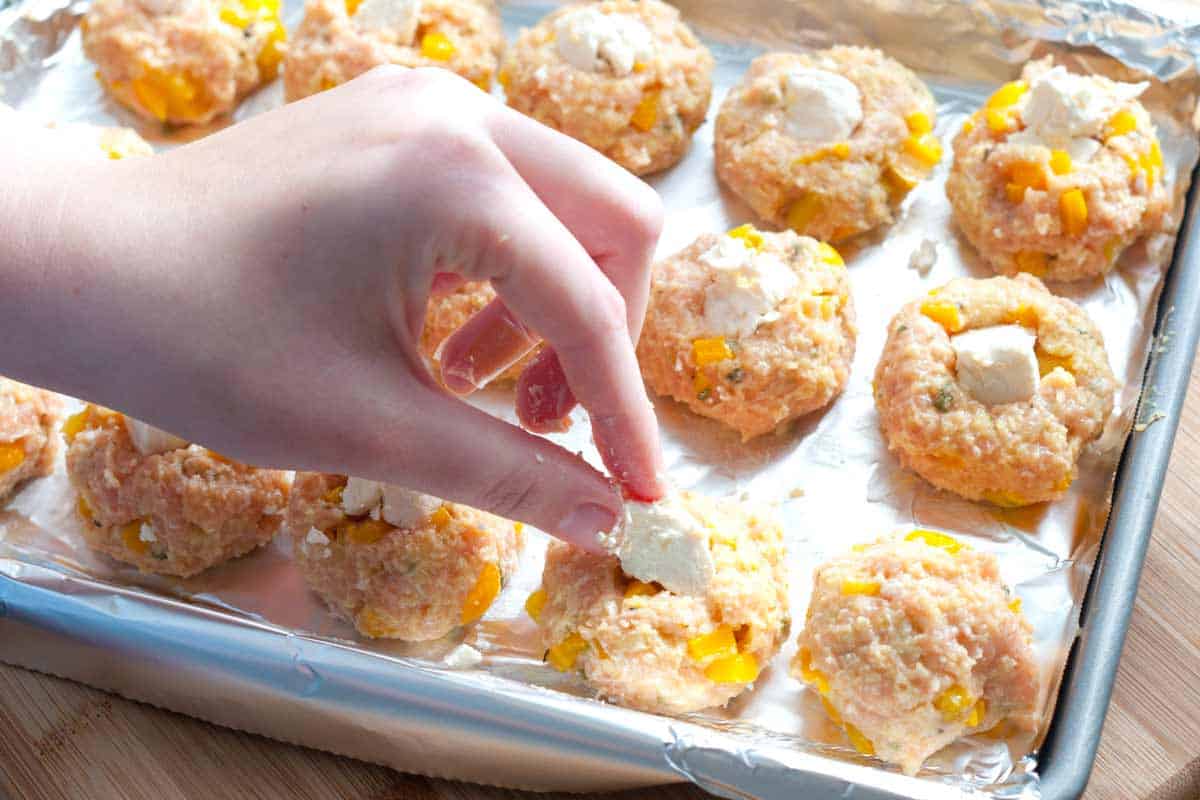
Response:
[[558, 503, 619, 550]]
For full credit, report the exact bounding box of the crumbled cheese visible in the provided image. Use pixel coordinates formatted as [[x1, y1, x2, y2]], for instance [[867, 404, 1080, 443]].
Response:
[[352, 0, 421, 40], [701, 236, 799, 337], [951, 325, 1040, 406], [600, 493, 716, 596], [908, 239, 937, 276], [124, 417, 188, 456], [1010, 66, 1147, 162], [138, 522, 157, 543], [380, 485, 441, 528], [341, 477, 441, 528], [303, 527, 331, 558], [781, 67, 862, 142], [554, 7, 653, 76], [341, 477, 383, 516], [443, 643, 484, 669]]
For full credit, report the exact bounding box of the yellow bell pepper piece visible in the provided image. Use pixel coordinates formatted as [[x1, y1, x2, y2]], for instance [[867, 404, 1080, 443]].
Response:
[[687, 625, 738, 662], [692, 337, 734, 367], [630, 91, 659, 132], [785, 192, 825, 233], [844, 722, 875, 756], [421, 32, 456, 61], [1059, 189, 1088, 236], [1013, 251, 1048, 277], [623, 579, 659, 598], [920, 300, 964, 333], [816, 241, 843, 266], [905, 529, 963, 554], [525, 588, 548, 622], [704, 652, 759, 684], [986, 80, 1028, 109], [905, 110, 933, 135], [726, 224, 764, 251], [904, 132, 942, 166], [933, 684, 974, 721], [966, 699, 987, 727], [0, 442, 26, 472], [985, 107, 1016, 133], [430, 505, 453, 529], [461, 562, 501, 624], [1105, 108, 1137, 140], [121, 520, 150, 556], [840, 578, 881, 596], [1049, 149, 1072, 175], [982, 490, 1026, 507], [339, 518, 392, 544], [547, 632, 588, 671], [797, 647, 831, 695], [820, 695, 842, 725]]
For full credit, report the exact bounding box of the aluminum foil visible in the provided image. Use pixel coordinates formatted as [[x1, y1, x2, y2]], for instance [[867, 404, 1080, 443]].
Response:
[[2, 0, 1200, 797]]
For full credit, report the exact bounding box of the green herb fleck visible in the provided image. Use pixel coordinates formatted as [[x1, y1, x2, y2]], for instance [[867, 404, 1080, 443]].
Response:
[[697, 387, 713, 402], [726, 368, 745, 383], [934, 383, 955, 412], [896, 324, 908, 334]]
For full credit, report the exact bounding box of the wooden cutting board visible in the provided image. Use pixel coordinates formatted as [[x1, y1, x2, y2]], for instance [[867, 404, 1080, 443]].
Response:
[[3, 359, 1199, 800]]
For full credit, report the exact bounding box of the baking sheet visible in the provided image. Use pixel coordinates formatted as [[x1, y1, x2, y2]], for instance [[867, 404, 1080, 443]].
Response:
[[2, 0, 1200, 797]]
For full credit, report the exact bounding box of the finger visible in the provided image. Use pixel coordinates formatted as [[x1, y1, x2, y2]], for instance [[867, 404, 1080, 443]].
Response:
[[486, 109, 662, 431], [362, 385, 620, 552], [487, 107, 664, 336], [516, 349, 575, 433], [430, 272, 466, 295], [437, 297, 539, 394], [455, 174, 664, 501]]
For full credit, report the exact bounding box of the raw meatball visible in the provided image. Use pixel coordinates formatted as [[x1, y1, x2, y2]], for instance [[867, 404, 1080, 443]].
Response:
[[64, 404, 289, 576], [0, 378, 63, 502], [715, 47, 939, 242], [501, 0, 713, 175], [528, 491, 789, 713], [873, 274, 1114, 506], [794, 530, 1039, 775], [287, 472, 523, 640], [946, 57, 1169, 281], [82, 0, 286, 125], [283, 0, 503, 101], [638, 225, 856, 440]]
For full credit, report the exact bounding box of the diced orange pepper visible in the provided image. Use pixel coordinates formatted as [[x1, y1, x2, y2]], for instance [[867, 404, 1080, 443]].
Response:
[[461, 562, 501, 624], [421, 32, 456, 61], [525, 588, 548, 622], [0, 442, 26, 472], [1059, 189, 1088, 236], [687, 625, 738, 662]]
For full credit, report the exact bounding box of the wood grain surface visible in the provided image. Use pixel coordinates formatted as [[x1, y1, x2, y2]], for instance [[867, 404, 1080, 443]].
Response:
[[2, 366, 1200, 800]]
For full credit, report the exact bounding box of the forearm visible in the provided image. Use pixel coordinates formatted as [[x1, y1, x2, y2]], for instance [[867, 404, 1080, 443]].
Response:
[[0, 131, 199, 423]]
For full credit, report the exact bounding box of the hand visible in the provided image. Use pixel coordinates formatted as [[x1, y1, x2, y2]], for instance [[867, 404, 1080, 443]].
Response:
[[0, 66, 666, 548]]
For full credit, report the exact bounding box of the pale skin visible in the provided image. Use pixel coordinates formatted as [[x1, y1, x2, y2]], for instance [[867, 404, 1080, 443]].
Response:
[[0, 66, 666, 549]]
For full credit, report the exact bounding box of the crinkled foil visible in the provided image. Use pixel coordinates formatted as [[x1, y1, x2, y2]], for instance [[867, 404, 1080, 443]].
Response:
[[2, 1, 1199, 797]]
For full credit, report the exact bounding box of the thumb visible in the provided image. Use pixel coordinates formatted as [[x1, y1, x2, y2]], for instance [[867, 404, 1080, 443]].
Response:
[[367, 386, 620, 552]]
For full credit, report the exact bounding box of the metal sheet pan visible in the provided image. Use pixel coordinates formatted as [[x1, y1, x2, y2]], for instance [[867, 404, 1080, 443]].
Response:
[[2, 0, 1199, 798]]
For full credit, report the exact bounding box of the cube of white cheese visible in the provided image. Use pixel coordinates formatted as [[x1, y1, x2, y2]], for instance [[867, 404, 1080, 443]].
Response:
[[602, 494, 715, 596], [951, 324, 1040, 406], [124, 417, 188, 456]]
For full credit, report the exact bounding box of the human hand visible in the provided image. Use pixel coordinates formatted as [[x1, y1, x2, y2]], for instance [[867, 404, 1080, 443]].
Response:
[[0, 66, 666, 548]]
